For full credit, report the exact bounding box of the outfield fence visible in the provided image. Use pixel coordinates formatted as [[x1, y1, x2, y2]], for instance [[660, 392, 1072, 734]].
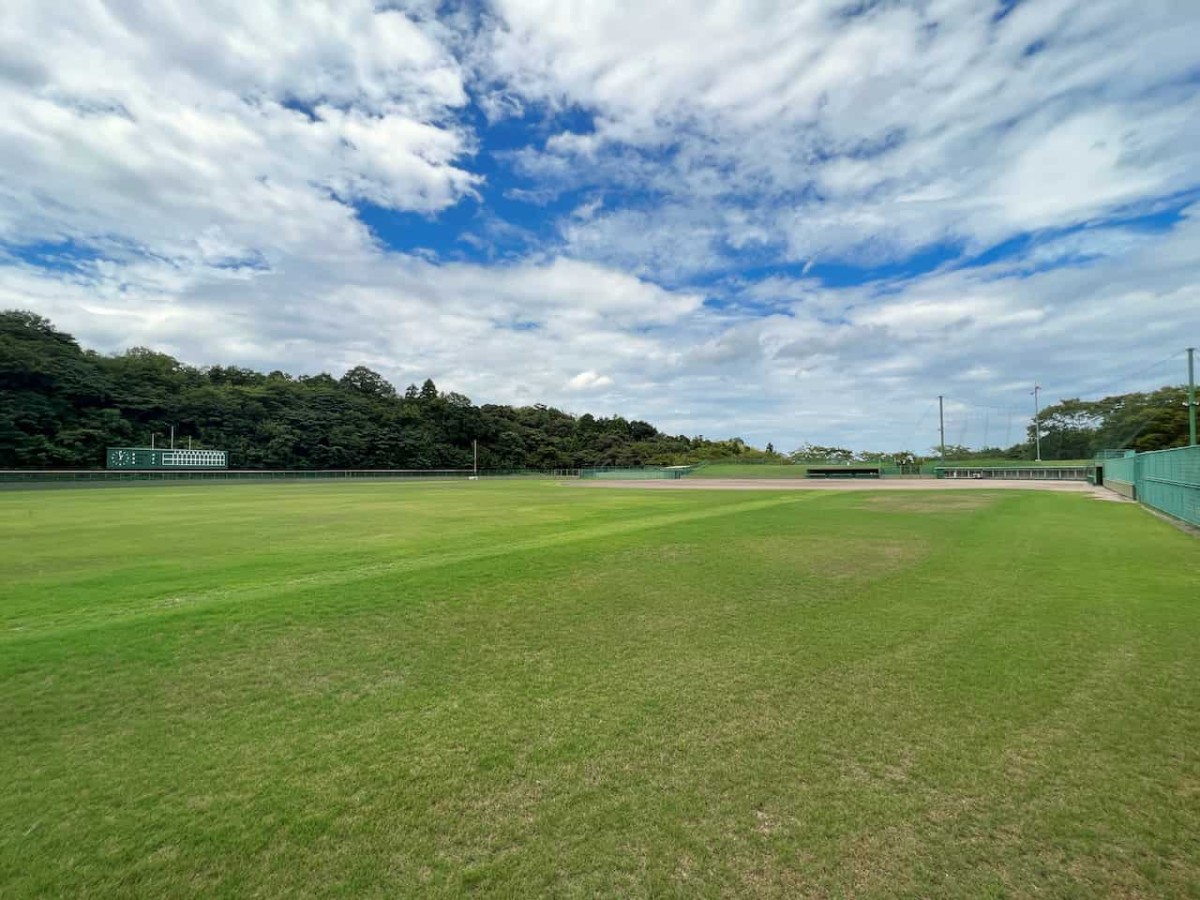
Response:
[[1097, 446, 1200, 527], [579, 466, 693, 480], [935, 465, 1091, 481], [0, 467, 581, 487], [692, 458, 1088, 477]]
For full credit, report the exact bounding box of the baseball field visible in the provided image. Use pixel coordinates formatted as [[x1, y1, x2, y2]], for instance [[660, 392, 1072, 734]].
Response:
[[2, 480, 1197, 897]]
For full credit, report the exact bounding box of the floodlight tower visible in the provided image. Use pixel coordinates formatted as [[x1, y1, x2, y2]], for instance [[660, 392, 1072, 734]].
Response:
[[1031, 384, 1042, 462]]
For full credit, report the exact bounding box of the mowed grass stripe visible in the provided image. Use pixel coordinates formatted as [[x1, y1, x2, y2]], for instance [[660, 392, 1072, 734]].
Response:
[[2, 484, 1197, 898], [2, 488, 817, 639]]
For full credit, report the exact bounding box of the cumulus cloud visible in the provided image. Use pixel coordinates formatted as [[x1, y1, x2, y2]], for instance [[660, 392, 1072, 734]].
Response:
[[7, 206, 1196, 452], [481, 0, 1200, 275], [567, 371, 613, 391], [0, 245, 704, 414], [0, 0, 477, 264]]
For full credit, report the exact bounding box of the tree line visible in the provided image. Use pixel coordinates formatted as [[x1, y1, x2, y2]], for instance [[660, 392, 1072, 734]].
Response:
[[787, 386, 1193, 464], [0, 311, 768, 469], [1016, 389, 1193, 457], [1, 310, 1190, 469]]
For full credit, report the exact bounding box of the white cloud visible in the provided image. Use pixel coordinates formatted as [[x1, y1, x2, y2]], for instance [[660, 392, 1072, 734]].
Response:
[[481, 0, 1200, 275], [6, 208, 1198, 453], [0, 0, 476, 264], [567, 371, 613, 391], [0, 246, 704, 414]]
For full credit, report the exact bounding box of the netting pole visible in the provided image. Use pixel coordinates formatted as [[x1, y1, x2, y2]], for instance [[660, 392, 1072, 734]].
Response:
[[938, 396, 946, 462], [1031, 384, 1042, 461], [1188, 347, 1196, 447]]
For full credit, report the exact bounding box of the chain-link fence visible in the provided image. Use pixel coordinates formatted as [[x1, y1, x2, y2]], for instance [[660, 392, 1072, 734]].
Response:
[[1098, 447, 1200, 526], [0, 468, 581, 487], [579, 466, 692, 480]]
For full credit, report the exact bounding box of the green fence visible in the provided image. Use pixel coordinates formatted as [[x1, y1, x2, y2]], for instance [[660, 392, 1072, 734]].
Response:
[[0, 468, 581, 487], [1100, 451, 1137, 492], [579, 466, 691, 480], [1136, 446, 1200, 527], [1098, 447, 1200, 527], [935, 466, 1090, 481]]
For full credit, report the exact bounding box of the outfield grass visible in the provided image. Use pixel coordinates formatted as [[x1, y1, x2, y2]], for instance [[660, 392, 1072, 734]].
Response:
[[2, 482, 1198, 897]]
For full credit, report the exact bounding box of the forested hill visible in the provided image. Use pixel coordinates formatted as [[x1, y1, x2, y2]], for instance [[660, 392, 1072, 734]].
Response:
[[0, 310, 768, 470], [2, 310, 1189, 469]]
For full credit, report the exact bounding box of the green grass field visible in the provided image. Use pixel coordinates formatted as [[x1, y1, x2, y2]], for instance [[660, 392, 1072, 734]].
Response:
[[3, 482, 1198, 897]]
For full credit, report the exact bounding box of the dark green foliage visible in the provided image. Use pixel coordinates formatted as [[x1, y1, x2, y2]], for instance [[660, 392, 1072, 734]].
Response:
[[1030, 387, 1192, 457], [0, 312, 118, 466], [919, 391, 1193, 463], [0, 311, 723, 469]]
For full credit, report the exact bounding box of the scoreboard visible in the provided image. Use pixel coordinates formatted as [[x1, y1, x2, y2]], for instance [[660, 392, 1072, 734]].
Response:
[[107, 448, 228, 469]]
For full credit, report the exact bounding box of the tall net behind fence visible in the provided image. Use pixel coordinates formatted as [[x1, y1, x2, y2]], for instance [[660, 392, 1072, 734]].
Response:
[[1102, 452, 1137, 486], [1136, 446, 1200, 527], [1099, 446, 1200, 527]]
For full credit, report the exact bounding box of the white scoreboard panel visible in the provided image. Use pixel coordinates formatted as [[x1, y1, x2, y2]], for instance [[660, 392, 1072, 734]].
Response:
[[160, 450, 227, 467]]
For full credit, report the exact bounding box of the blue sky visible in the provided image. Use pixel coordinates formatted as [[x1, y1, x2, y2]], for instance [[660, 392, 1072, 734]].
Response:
[[1, 0, 1198, 451]]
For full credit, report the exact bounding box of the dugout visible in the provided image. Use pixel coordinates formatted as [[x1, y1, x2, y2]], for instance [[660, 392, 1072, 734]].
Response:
[[805, 466, 881, 479]]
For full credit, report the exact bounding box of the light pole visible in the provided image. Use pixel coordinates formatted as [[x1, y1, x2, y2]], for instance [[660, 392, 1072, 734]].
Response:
[[1031, 384, 1042, 462]]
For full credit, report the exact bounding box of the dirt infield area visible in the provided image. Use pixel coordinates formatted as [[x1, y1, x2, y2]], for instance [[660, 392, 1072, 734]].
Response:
[[570, 477, 1120, 498]]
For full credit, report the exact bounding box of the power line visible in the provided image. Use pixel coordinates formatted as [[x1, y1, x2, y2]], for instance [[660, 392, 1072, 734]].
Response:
[[934, 347, 1196, 452], [1051, 349, 1187, 402], [945, 348, 1192, 417], [942, 396, 1025, 414]]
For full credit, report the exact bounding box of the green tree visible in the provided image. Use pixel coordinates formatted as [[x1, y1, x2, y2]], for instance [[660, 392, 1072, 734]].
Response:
[[339, 366, 397, 400]]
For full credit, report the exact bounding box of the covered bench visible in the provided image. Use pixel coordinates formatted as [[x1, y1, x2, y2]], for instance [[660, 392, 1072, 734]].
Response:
[[806, 466, 881, 479]]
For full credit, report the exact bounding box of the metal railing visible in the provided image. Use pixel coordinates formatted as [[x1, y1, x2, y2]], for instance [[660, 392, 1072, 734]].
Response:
[[578, 466, 693, 480], [934, 466, 1090, 481], [0, 467, 581, 486]]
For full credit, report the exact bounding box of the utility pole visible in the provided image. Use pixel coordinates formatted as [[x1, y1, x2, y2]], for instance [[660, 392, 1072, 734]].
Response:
[[1031, 384, 1042, 462], [473, 439, 478, 478], [170, 425, 175, 450], [938, 395, 946, 462], [1188, 347, 1197, 447]]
